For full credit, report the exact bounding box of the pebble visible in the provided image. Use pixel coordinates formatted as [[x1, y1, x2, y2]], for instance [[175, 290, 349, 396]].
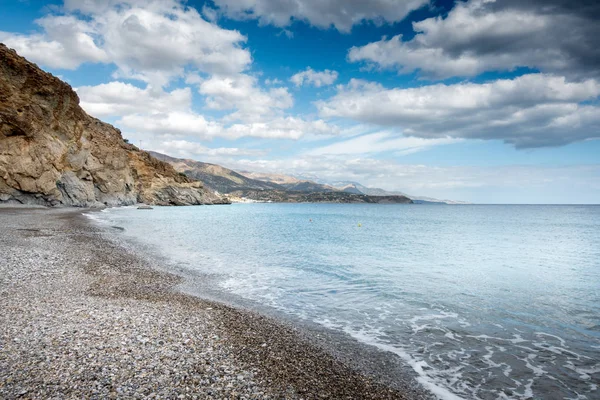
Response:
[[0, 209, 279, 399], [0, 208, 429, 400]]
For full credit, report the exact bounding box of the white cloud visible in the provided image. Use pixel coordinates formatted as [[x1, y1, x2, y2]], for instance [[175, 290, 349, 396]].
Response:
[[201, 4, 219, 22], [1, 0, 251, 86], [307, 131, 460, 156], [74, 77, 337, 141], [290, 67, 338, 88], [77, 82, 192, 117], [44, 1, 334, 142], [158, 140, 268, 158], [117, 110, 337, 141], [317, 74, 600, 148], [184, 73, 205, 85], [348, 0, 600, 79], [210, 0, 428, 32], [223, 117, 339, 139], [0, 15, 108, 69], [119, 111, 222, 139], [199, 74, 293, 121], [265, 78, 283, 85]]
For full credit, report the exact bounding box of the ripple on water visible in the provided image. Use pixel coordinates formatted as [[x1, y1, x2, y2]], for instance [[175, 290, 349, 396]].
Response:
[[91, 204, 600, 399]]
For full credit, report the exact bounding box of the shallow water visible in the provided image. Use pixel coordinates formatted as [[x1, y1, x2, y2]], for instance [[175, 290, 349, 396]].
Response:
[[92, 204, 600, 399]]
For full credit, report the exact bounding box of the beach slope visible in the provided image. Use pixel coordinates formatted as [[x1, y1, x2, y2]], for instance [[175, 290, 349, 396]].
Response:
[[0, 208, 425, 399]]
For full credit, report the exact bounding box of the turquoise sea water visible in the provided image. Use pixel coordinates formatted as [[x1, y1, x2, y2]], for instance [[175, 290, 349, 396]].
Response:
[[91, 204, 600, 399]]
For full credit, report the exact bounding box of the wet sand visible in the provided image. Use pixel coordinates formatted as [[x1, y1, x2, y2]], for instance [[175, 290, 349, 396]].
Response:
[[0, 208, 429, 399]]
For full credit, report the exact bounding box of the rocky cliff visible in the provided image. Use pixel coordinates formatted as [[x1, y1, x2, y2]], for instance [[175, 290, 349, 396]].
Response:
[[0, 44, 227, 207]]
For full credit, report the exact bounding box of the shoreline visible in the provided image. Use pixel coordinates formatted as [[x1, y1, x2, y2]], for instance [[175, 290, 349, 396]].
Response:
[[0, 207, 430, 399]]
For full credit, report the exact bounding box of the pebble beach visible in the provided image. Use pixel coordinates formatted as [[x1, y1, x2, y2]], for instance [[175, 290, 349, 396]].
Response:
[[0, 208, 427, 399]]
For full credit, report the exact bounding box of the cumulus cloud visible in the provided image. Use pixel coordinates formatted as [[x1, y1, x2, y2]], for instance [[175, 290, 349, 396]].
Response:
[[0, 15, 108, 69], [158, 140, 268, 158], [290, 67, 338, 88], [119, 111, 223, 139], [1, 0, 251, 86], [348, 0, 600, 79], [210, 0, 428, 32], [265, 78, 283, 85], [75, 76, 338, 141], [316, 74, 600, 148], [198, 74, 293, 121], [223, 117, 339, 139], [77, 82, 192, 117], [119, 112, 337, 140]]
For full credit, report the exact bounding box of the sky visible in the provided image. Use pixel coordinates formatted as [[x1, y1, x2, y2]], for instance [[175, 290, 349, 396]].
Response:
[[1, 0, 599, 203]]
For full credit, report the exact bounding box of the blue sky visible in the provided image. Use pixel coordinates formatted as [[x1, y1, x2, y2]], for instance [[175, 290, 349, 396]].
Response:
[[1, 0, 599, 203]]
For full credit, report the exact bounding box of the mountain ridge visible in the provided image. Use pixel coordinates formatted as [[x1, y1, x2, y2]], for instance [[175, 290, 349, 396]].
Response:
[[241, 173, 469, 204], [150, 152, 413, 204], [147, 151, 284, 193]]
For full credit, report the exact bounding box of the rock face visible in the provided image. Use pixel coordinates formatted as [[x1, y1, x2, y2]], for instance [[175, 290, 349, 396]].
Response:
[[0, 44, 227, 207]]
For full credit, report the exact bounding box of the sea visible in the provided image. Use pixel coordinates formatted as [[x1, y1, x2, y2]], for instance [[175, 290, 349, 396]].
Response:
[[89, 204, 600, 400]]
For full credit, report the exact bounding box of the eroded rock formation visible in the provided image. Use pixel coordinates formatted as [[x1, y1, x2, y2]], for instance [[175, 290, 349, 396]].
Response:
[[0, 44, 227, 207]]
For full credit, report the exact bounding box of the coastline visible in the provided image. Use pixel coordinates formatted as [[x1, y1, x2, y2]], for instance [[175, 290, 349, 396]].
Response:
[[0, 207, 429, 399]]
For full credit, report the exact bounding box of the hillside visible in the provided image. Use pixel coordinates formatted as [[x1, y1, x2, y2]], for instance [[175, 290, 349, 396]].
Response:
[[238, 171, 337, 192], [238, 171, 303, 185], [0, 44, 227, 207], [241, 175, 467, 204], [227, 189, 413, 204], [152, 152, 413, 204], [147, 152, 283, 193], [328, 181, 470, 204]]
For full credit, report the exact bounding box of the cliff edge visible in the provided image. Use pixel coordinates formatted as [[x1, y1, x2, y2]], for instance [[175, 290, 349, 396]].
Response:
[[0, 44, 227, 207]]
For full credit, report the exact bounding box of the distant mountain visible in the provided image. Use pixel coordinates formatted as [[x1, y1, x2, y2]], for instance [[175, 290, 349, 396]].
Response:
[[163, 158, 466, 204], [147, 152, 283, 193], [226, 190, 414, 204], [151, 152, 412, 204], [328, 181, 394, 196], [333, 183, 364, 194], [238, 171, 336, 192], [328, 181, 470, 205], [152, 151, 466, 204], [280, 181, 336, 193], [237, 171, 303, 185]]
